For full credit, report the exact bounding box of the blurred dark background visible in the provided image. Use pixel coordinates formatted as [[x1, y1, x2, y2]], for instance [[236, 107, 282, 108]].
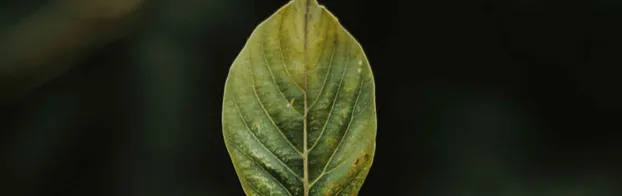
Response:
[[1, 0, 621, 195]]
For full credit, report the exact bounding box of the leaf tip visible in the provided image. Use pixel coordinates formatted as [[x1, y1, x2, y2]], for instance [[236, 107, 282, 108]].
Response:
[[293, 0, 320, 10]]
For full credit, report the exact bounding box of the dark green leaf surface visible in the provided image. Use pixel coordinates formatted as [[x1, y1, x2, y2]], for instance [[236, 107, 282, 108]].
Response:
[[222, 0, 376, 195]]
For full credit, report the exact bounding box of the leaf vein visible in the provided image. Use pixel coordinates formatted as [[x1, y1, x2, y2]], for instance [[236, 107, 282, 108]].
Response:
[[230, 96, 303, 181], [310, 71, 365, 187], [334, 187, 345, 196], [308, 31, 336, 110], [351, 81, 371, 119], [308, 158, 349, 187], [308, 42, 349, 152], [278, 11, 305, 92], [249, 47, 304, 155], [261, 30, 302, 117], [230, 139, 294, 196]]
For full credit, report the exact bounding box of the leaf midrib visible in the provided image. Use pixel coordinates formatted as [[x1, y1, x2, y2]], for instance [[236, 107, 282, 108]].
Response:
[[301, 0, 311, 194], [245, 0, 355, 194], [299, 1, 337, 195]]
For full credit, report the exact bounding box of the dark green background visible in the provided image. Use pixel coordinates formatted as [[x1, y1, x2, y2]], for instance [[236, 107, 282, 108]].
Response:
[[1, 0, 621, 195]]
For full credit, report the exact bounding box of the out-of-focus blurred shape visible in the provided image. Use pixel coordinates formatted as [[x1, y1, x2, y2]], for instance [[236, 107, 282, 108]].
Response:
[[0, 0, 144, 103], [59, 0, 144, 19]]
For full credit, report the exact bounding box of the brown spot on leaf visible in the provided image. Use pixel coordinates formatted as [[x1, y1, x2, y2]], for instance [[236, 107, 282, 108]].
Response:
[[352, 153, 368, 168]]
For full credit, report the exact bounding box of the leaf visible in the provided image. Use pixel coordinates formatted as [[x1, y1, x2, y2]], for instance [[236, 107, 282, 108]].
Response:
[[221, 0, 377, 195]]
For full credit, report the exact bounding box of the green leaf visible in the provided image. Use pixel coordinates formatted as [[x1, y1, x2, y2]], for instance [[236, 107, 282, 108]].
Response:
[[221, 0, 377, 195]]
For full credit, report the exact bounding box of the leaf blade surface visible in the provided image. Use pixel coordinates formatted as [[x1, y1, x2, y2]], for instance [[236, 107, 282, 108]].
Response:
[[222, 1, 376, 195]]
